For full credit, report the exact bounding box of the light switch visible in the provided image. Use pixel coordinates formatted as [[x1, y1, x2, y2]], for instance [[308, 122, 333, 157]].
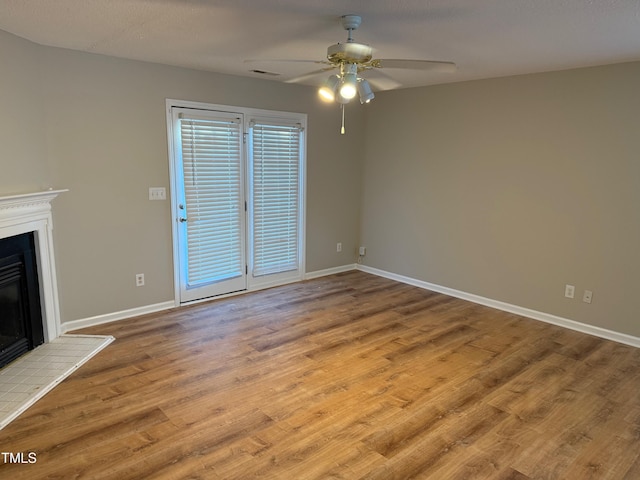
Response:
[[149, 187, 166, 200]]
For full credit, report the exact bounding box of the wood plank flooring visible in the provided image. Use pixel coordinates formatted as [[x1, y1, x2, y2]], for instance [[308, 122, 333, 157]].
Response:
[[1, 271, 639, 479]]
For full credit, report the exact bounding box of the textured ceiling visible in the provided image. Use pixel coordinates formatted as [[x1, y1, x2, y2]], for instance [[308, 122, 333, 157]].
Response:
[[1, 0, 640, 90]]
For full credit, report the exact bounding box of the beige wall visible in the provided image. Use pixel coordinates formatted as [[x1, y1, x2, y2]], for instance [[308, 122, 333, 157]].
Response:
[[361, 62, 640, 337], [3, 27, 639, 339], [0, 31, 363, 322], [0, 30, 49, 193]]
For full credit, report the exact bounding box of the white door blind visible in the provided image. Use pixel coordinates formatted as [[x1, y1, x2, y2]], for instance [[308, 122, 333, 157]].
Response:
[[251, 122, 301, 277], [180, 115, 244, 286]]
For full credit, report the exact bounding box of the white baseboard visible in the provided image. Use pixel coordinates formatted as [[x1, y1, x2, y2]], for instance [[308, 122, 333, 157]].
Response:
[[61, 301, 175, 333], [305, 264, 357, 280], [59, 265, 359, 333], [357, 264, 640, 349], [60, 265, 639, 349]]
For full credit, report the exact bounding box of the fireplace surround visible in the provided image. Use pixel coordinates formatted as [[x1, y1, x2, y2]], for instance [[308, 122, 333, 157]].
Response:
[[0, 190, 67, 356]]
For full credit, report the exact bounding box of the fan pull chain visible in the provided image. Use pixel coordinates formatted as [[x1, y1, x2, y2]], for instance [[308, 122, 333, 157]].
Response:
[[341, 104, 346, 135]]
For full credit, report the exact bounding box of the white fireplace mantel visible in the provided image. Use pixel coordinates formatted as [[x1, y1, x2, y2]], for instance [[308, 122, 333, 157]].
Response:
[[0, 189, 68, 342]]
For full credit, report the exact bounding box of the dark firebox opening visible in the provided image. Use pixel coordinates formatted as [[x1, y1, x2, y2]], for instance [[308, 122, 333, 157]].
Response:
[[0, 233, 44, 369]]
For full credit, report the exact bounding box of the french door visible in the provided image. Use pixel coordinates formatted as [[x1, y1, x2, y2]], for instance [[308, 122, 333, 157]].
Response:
[[167, 101, 305, 304], [171, 108, 246, 302]]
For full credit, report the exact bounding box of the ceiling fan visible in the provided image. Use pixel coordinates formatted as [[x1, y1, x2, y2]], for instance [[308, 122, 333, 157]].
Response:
[[287, 15, 456, 104], [250, 14, 456, 133]]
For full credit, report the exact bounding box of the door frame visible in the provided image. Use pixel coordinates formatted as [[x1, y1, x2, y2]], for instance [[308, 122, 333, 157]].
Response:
[[165, 99, 307, 306]]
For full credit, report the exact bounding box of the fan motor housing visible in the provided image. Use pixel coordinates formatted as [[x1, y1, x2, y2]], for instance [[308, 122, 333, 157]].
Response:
[[327, 42, 372, 64]]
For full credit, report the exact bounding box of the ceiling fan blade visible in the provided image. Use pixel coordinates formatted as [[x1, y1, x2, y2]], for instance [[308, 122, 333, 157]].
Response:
[[360, 69, 403, 91], [244, 59, 331, 65], [372, 59, 457, 73], [285, 66, 338, 84]]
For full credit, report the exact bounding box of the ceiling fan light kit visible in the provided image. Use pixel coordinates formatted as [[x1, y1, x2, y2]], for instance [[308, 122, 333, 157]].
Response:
[[357, 78, 375, 104], [338, 63, 358, 99], [318, 74, 341, 102]]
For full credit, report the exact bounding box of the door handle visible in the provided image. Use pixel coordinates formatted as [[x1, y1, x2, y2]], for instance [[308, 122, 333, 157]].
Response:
[[179, 217, 188, 223]]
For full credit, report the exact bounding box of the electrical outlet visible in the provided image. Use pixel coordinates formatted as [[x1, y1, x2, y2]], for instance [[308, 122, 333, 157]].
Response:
[[565, 284, 575, 299], [337, 242, 342, 252], [359, 246, 366, 256], [136, 273, 145, 287], [583, 290, 593, 304]]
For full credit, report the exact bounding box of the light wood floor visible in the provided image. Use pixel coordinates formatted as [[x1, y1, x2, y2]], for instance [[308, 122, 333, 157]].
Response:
[[1, 271, 639, 479]]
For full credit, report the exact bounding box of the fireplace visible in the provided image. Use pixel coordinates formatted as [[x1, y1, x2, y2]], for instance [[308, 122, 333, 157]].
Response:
[[0, 190, 66, 365], [0, 232, 45, 368]]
